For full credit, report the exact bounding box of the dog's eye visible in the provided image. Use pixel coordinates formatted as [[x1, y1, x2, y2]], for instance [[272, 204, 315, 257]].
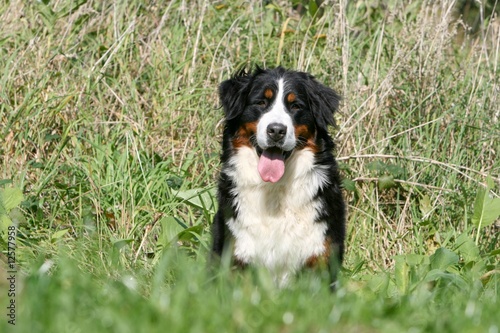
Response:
[[290, 103, 300, 111], [256, 100, 268, 107]]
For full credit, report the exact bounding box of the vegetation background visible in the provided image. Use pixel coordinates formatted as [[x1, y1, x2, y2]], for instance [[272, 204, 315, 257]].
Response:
[[0, 0, 499, 332]]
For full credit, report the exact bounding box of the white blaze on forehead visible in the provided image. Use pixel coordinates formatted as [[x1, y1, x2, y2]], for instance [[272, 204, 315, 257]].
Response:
[[256, 78, 296, 151]]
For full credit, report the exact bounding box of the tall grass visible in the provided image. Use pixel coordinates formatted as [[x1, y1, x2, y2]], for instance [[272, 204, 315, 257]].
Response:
[[0, 0, 499, 332]]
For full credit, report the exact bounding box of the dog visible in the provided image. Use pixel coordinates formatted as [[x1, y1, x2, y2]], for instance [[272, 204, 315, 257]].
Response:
[[211, 66, 346, 288]]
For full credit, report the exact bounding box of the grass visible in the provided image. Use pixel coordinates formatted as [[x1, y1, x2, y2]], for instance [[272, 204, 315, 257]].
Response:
[[0, 0, 499, 332]]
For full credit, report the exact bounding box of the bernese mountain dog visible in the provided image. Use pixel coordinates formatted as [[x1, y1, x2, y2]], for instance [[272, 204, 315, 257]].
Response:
[[211, 66, 346, 288]]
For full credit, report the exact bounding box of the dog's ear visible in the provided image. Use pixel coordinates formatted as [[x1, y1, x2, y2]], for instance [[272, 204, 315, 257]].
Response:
[[219, 69, 252, 120], [305, 75, 341, 130]]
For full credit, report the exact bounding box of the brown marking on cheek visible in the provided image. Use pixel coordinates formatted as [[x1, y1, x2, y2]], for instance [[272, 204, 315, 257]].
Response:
[[306, 238, 331, 269], [287, 92, 296, 103], [295, 124, 313, 139], [264, 88, 273, 99], [232, 122, 257, 148], [294, 124, 319, 152]]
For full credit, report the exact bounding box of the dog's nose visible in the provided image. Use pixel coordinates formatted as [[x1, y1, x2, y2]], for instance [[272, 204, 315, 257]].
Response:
[[267, 123, 287, 142]]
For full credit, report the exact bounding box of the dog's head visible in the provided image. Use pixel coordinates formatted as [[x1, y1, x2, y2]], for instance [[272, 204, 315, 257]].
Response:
[[220, 66, 340, 183]]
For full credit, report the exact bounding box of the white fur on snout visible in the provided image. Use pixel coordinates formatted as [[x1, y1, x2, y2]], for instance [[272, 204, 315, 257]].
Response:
[[256, 79, 295, 151]]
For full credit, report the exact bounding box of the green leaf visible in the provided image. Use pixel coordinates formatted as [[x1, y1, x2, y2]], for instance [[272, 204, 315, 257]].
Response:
[[177, 224, 204, 242], [158, 216, 185, 247], [1, 215, 12, 233], [472, 186, 487, 225], [51, 229, 70, 240], [419, 194, 432, 217], [175, 188, 216, 214], [367, 161, 387, 173], [366, 273, 391, 294], [472, 176, 500, 243], [394, 255, 410, 294], [112, 238, 134, 250], [0, 188, 24, 233], [424, 269, 468, 290], [403, 254, 429, 267], [378, 175, 395, 190], [455, 233, 480, 262], [489, 248, 500, 256], [0, 187, 24, 211], [430, 248, 459, 270], [472, 195, 500, 228], [342, 178, 356, 192], [308, 0, 318, 17], [166, 176, 183, 189], [386, 164, 405, 178], [0, 179, 13, 186]]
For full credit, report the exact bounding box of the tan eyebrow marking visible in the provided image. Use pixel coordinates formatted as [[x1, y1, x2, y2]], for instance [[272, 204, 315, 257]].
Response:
[[287, 93, 296, 103], [264, 88, 273, 99]]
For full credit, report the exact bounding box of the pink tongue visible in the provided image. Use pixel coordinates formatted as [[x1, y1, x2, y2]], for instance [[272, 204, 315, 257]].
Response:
[[258, 149, 285, 183]]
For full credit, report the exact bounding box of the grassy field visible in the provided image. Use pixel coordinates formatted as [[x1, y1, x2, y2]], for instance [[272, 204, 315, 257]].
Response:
[[1, 0, 499, 332]]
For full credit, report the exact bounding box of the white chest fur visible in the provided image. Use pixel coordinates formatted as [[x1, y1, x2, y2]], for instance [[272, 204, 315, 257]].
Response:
[[224, 146, 329, 286]]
